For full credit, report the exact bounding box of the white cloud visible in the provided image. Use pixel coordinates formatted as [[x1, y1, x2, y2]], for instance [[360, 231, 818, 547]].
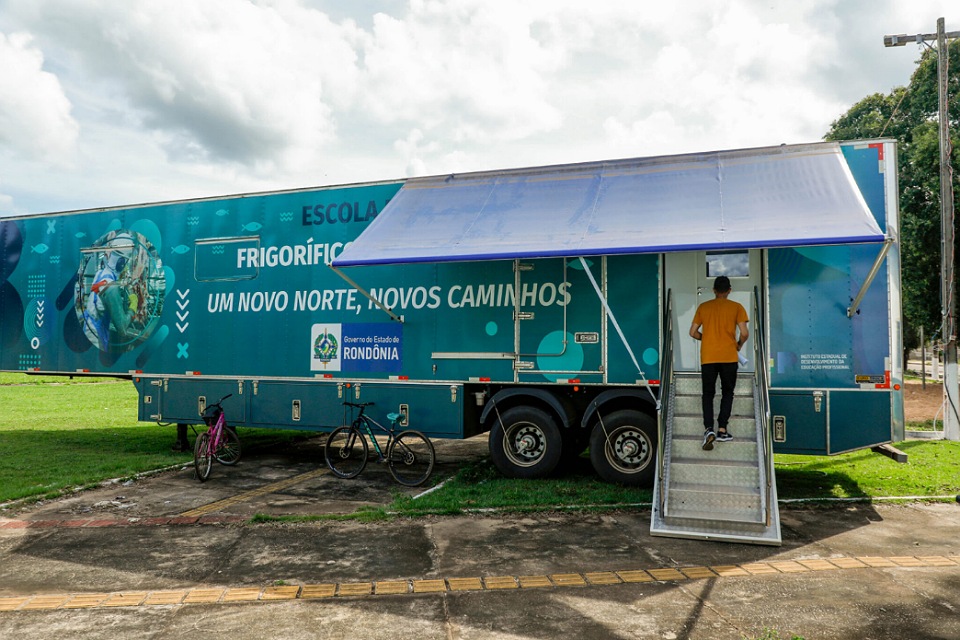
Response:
[[0, 0, 957, 215], [0, 32, 79, 165], [8, 0, 362, 171]]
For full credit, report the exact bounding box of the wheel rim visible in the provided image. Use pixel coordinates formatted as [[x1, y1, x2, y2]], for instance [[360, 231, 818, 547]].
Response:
[[503, 422, 548, 467], [604, 425, 652, 473]]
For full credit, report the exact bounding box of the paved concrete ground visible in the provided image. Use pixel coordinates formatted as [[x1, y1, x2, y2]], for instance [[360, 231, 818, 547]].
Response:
[[1, 434, 958, 639]]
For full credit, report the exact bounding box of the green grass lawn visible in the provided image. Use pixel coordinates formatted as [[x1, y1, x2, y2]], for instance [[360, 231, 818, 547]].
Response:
[[0, 375, 297, 504], [2, 374, 958, 511], [0, 377, 185, 502]]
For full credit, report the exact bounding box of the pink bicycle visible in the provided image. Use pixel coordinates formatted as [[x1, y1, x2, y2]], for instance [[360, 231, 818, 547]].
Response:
[[194, 394, 242, 481]]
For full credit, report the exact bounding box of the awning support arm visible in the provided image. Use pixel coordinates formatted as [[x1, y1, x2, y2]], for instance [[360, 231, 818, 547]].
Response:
[[578, 257, 660, 410], [847, 238, 894, 318], [329, 265, 404, 323]]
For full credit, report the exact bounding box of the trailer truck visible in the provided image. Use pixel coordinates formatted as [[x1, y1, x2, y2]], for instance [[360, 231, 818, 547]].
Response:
[[0, 139, 902, 544]]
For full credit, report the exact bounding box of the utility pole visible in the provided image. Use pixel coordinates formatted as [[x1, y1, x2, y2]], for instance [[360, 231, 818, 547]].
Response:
[[885, 18, 960, 441]]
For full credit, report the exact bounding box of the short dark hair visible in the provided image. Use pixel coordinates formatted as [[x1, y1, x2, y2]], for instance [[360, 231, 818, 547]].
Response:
[[713, 276, 731, 293]]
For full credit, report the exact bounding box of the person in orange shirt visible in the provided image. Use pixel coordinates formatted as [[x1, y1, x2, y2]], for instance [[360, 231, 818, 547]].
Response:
[[689, 276, 749, 450]]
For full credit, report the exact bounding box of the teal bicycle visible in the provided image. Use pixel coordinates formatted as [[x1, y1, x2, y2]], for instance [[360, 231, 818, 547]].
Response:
[[324, 402, 435, 487]]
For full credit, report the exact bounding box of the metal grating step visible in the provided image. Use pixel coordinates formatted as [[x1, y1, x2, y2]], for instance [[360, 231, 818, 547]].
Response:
[[671, 436, 758, 462], [666, 486, 763, 524], [673, 394, 755, 417], [668, 461, 759, 489], [673, 373, 753, 395], [652, 368, 780, 545], [670, 415, 756, 437]]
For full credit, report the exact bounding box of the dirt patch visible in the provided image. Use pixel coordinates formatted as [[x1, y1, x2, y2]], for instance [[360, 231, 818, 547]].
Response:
[[903, 380, 943, 422]]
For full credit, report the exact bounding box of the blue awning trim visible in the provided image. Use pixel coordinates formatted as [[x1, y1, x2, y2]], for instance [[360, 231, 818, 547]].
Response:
[[332, 142, 885, 267]]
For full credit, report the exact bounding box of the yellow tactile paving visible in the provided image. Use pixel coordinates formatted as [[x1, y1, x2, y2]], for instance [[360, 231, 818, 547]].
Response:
[[0, 597, 30, 612], [679, 566, 718, 579], [338, 582, 373, 597], [829, 557, 867, 569], [180, 468, 330, 517], [648, 568, 686, 581], [711, 565, 749, 577], [858, 556, 898, 568], [222, 588, 263, 602], [584, 571, 622, 585], [770, 561, 809, 573], [551, 573, 587, 587], [447, 577, 484, 591], [1, 555, 956, 612], [740, 563, 779, 575], [142, 590, 188, 605], [62, 594, 110, 609], [183, 588, 225, 604], [518, 575, 552, 588], [301, 584, 336, 599], [483, 576, 519, 590], [617, 570, 654, 583], [375, 581, 409, 595], [262, 585, 300, 600], [411, 579, 446, 593], [20, 595, 70, 610], [102, 592, 149, 607], [798, 559, 839, 571]]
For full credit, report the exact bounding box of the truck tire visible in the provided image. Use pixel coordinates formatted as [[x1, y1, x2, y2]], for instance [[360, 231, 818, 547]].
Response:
[[589, 409, 657, 486], [489, 406, 563, 479]]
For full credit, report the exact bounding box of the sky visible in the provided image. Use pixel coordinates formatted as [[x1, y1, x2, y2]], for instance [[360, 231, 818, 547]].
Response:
[[0, 0, 956, 216]]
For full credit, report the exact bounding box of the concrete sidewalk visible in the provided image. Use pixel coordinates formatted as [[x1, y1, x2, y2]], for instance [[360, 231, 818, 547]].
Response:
[[0, 437, 958, 639]]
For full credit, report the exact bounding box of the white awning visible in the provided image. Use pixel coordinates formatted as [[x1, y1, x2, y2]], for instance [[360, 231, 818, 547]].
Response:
[[332, 142, 884, 267]]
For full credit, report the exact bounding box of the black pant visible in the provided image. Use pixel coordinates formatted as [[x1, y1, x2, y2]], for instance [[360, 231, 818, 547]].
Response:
[[701, 362, 738, 432]]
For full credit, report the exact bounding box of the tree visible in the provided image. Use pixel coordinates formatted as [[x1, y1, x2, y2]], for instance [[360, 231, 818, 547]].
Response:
[[825, 40, 960, 352]]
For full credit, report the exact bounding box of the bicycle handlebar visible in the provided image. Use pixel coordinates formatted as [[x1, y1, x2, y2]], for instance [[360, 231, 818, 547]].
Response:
[[343, 401, 375, 408], [211, 393, 233, 407]]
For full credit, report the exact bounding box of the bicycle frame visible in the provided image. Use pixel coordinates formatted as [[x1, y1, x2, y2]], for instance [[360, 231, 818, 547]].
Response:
[[349, 406, 397, 460], [194, 393, 237, 481], [326, 401, 435, 486]]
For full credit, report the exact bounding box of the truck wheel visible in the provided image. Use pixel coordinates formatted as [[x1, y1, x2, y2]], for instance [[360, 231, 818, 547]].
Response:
[[589, 409, 657, 486], [489, 406, 563, 479]]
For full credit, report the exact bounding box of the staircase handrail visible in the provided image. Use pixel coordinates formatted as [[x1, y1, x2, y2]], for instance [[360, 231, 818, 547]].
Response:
[[753, 286, 773, 526], [657, 289, 674, 514]]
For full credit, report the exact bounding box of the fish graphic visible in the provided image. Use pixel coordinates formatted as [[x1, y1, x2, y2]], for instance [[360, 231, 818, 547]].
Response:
[[31, 243, 50, 254], [75, 232, 87, 239], [215, 209, 230, 217], [171, 245, 191, 255], [241, 222, 263, 232]]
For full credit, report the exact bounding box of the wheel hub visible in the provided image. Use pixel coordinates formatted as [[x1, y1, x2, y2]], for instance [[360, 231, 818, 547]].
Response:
[[611, 428, 649, 466], [508, 424, 545, 464]]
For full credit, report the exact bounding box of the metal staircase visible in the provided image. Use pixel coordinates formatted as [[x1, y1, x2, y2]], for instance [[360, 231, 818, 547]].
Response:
[[651, 290, 781, 546]]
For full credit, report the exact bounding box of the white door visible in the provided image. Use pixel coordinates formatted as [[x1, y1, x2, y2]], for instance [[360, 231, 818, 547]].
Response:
[[665, 250, 761, 373]]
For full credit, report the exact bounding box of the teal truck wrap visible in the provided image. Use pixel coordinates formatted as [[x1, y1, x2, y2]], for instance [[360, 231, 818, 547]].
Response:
[[0, 139, 903, 484]]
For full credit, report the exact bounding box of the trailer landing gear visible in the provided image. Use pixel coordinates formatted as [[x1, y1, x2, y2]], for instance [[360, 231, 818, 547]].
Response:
[[172, 423, 190, 452]]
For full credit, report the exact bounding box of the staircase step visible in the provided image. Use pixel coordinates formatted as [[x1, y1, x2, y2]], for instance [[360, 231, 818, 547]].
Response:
[[652, 370, 781, 546], [667, 460, 760, 488], [673, 394, 755, 417], [673, 373, 753, 395], [670, 436, 758, 462], [670, 415, 755, 437], [666, 485, 764, 524]]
